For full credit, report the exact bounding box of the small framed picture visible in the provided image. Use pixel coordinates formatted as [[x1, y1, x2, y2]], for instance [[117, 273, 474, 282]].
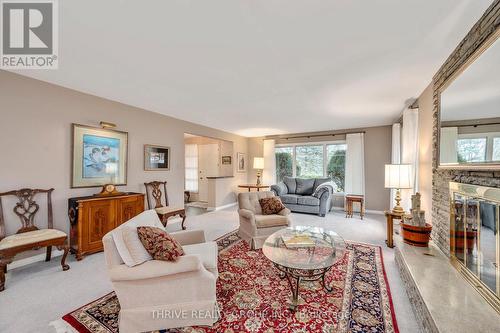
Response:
[[221, 155, 232, 165], [144, 145, 170, 171], [237, 152, 246, 172]]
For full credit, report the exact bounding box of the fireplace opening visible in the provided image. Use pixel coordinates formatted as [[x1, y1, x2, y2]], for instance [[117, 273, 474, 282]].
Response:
[[450, 182, 500, 313]]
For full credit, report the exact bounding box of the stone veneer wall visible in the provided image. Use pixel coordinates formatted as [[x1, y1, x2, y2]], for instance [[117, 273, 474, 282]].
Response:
[[431, 1, 500, 256]]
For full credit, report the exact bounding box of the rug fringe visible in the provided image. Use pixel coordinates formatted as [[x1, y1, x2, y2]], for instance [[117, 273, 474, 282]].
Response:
[[49, 319, 78, 333]]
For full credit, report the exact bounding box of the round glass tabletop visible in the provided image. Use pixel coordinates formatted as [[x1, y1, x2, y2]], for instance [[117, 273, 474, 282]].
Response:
[[262, 226, 346, 270]]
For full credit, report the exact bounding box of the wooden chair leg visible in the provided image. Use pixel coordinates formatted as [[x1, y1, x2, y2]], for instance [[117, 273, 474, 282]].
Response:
[[0, 257, 13, 292], [0, 264, 5, 292], [180, 212, 186, 230], [45, 246, 52, 262], [56, 244, 70, 271]]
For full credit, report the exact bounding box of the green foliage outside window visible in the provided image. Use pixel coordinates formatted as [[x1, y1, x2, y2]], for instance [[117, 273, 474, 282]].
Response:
[[327, 150, 345, 192], [276, 152, 293, 182]]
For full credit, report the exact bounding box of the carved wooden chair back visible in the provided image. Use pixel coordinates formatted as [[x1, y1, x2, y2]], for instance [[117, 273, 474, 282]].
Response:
[[0, 188, 54, 241], [144, 181, 169, 210]]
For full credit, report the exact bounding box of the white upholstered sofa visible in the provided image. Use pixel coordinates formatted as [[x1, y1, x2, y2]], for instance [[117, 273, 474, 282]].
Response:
[[238, 191, 291, 249], [102, 210, 218, 333]]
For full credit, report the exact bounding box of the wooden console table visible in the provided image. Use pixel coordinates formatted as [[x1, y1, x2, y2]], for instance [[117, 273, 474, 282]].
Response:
[[68, 192, 144, 260], [384, 211, 404, 248], [238, 184, 270, 192]]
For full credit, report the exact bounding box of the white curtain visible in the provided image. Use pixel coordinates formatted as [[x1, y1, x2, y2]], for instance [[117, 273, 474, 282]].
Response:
[[263, 139, 276, 185], [401, 108, 419, 210], [345, 133, 365, 197], [390, 123, 401, 209], [185, 144, 198, 192], [440, 127, 458, 164]]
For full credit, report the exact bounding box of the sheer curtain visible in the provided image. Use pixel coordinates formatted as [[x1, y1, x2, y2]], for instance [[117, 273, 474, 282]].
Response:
[[185, 144, 198, 192], [390, 123, 401, 210], [263, 139, 276, 185], [345, 133, 365, 197], [401, 108, 419, 210]]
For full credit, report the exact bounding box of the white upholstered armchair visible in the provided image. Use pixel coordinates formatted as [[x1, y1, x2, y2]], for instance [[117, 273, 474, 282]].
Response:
[[238, 191, 291, 249], [102, 210, 218, 333]]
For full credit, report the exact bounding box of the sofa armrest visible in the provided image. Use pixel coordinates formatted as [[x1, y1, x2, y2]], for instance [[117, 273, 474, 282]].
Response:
[[313, 181, 336, 198], [313, 186, 330, 198], [271, 182, 287, 196], [108, 255, 202, 281], [238, 209, 255, 222], [170, 229, 206, 246], [278, 208, 291, 216]]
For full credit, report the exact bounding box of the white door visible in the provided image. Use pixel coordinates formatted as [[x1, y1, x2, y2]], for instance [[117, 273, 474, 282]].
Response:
[[198, 144, 219, 202]]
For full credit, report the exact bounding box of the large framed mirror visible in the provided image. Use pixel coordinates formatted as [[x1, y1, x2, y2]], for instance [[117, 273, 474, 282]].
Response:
[[438, 29, 500, 170]]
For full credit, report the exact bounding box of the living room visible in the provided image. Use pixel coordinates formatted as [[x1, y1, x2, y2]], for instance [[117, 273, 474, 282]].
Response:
[[1, 1, 499, 333]]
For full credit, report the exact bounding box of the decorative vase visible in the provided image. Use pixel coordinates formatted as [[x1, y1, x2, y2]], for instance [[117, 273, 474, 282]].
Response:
[[401, 223, 432, 247]]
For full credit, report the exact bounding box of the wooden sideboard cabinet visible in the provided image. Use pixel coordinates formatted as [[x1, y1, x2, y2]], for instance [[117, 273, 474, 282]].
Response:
[[68, 192, 144, 260]]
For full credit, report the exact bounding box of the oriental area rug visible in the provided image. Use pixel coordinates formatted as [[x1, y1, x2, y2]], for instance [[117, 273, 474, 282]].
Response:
[[60, 231, 399, 333]]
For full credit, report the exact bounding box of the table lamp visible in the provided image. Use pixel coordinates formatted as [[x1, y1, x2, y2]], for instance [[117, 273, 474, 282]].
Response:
[[385, 164, 413, 214], [253, 157, 264, 186]]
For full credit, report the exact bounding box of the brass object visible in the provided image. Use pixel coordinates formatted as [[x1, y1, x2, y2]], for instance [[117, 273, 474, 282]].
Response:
[[392, 188, 404, 214], [99, 121, 117, 129], [449, 182, 500, 314]]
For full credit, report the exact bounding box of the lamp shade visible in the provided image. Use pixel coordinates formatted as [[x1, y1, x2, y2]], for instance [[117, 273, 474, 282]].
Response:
[[385, 164, 413, 189], [253, 157, 264, 169]]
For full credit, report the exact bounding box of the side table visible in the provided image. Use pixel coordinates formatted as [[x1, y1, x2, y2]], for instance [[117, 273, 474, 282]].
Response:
[[345, 194, 364, 219], [384, 211, 404, 248], [238, 184, 270, 192]]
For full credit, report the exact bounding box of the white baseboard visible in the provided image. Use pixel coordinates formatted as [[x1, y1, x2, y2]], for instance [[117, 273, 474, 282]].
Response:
[[331, 207, 384, 215], [365, 210, 384, 215], [8, 249, 64, 270], [207, 202, 237, 211]]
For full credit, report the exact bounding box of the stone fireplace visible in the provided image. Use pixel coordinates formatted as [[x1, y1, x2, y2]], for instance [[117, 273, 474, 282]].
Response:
[[449, 182, 500, 313]]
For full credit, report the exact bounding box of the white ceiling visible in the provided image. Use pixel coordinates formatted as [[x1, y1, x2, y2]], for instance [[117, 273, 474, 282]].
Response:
[[11, 0, 493, 137], [441, 36, 500, 121]]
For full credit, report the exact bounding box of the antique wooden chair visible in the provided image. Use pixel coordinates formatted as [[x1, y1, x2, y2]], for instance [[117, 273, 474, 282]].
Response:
[[144, 181, 186, 230], [0, 188, 70, 291]]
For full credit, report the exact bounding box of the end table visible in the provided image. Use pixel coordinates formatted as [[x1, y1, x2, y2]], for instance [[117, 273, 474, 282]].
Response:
[[384, 210, 404, 248], [345, 194, 364, 219]]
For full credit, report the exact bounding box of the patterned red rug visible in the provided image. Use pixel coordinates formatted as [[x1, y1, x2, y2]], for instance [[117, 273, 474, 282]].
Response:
[[61, 231, 399, 333]]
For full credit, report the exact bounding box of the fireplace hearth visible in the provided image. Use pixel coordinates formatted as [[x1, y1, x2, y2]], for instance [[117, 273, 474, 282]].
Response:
[[449, 182, 500, 313]]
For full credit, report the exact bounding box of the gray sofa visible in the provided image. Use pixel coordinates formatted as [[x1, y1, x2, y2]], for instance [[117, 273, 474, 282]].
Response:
[[271, 176, 336, 217]]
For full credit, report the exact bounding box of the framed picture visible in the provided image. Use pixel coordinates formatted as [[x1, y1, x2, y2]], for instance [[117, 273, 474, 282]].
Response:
[[237, 152, 246, 172], [221, 155, 232, 165], [72, 124, 128, 188], [144, 145, 170, 171]]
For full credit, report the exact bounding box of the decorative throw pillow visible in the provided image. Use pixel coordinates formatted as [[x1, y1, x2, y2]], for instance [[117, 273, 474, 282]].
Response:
[[296, 178, 315, 195], [259, 197, 286, 215], [137, 226, 184, 261], [121, 226, 152, 267], [283, 176, 296, 194]]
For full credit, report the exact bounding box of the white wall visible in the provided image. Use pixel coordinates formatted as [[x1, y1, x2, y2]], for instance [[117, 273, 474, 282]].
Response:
[[0, 71, 249, 258], [417, 82, 434, 223]]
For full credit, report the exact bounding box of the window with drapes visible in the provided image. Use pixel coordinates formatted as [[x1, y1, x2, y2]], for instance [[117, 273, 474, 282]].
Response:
[[185, 144, 198, 192], [275, 142, 346, 192]]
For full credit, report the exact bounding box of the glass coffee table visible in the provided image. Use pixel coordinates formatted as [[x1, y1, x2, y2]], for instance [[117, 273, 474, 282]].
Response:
[[262, 226, 346, 311]]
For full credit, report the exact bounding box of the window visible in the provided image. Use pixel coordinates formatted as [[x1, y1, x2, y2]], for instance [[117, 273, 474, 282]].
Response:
[[185, 144, 198, 192], [493, 137, 500, 161], [326, 144, 346, 192], [457, 138, 487, 162], [295, 145, 324, 178], [275, 142, 346, 192], [275, 147, 293, 182]]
